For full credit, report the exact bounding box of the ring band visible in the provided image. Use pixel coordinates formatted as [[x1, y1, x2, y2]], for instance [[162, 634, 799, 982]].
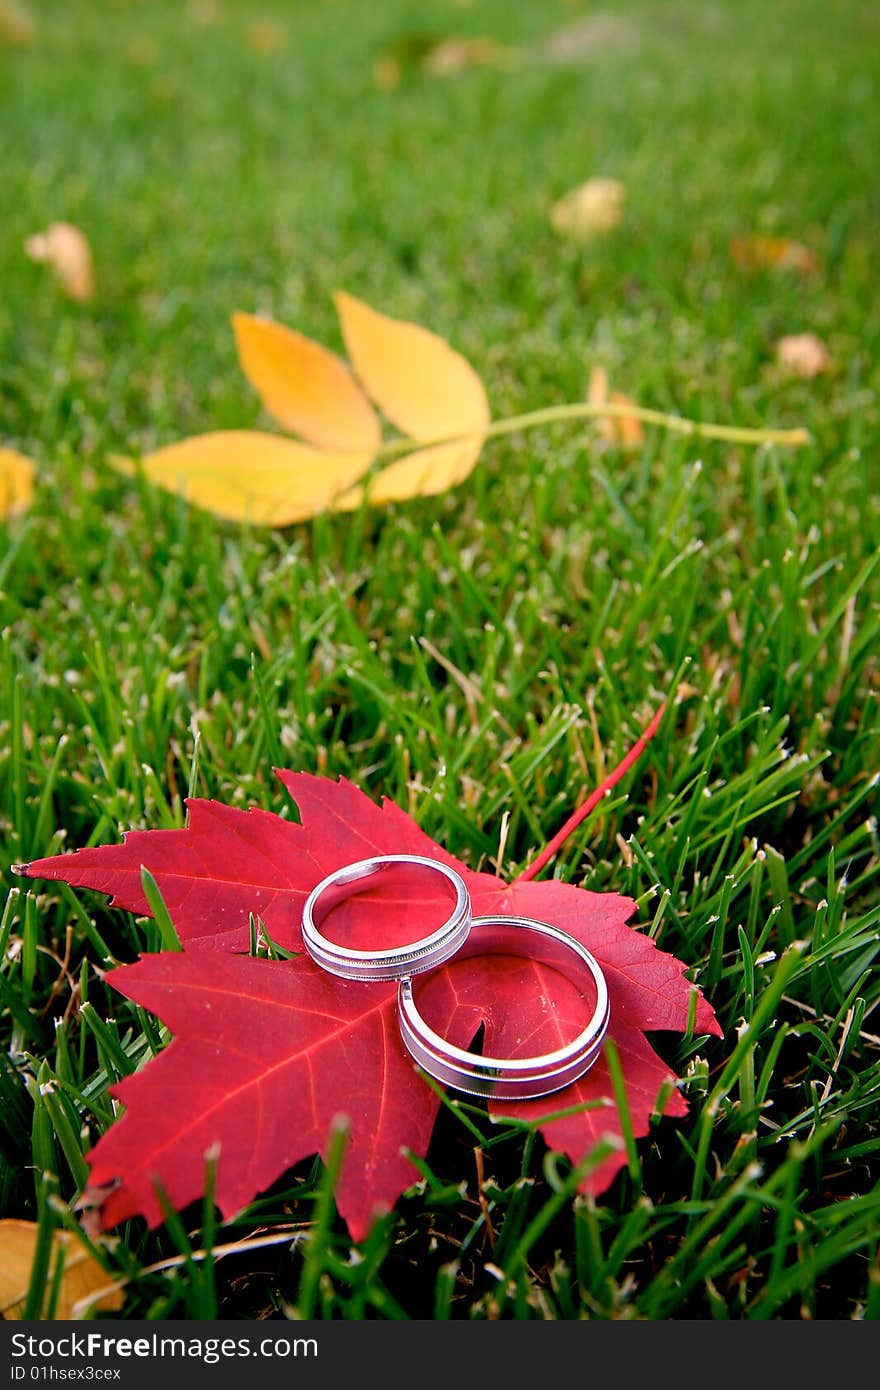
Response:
[[301, 854, 471, 982], [397, 915, 610, 1099]]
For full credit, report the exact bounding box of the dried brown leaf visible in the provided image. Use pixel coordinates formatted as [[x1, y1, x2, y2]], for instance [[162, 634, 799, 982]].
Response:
[[24, 222, 95, 302], [544, 15, 635, 63], [730, 234, 819, 276], [0, 0, 34, 44], [421, 34, 515, 76], [588, 367, 645, 450], [551, 179, 625, 242], [775, 332, 830, 379], [0, 1220, 122, 1320]]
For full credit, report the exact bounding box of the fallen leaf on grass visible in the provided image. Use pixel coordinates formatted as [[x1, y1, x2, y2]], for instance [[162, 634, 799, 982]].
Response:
[[24, 222, 95, 303], [232, 312, 380, 450], [544, 15, 636, 64], [125, 294, 489, 523], [551, 178, 625, 242], [110, 433, 373, 527], [0, 0, 34, 44], [775, 332, 830, 379], [0, 447, 36, 519], [0, 1220, 122, 1320], [333, 291, 489, 506], [21, 773, 719, 1241], [373, 31, 515, 88], [588, 366, 645, 450], [421, 34, 516, 76], [729, 234, 819, 276]]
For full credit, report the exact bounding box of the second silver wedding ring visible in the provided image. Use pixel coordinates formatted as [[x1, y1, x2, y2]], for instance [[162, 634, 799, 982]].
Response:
[[301, 853, 471, 981], [398, 914, 610, 1099]]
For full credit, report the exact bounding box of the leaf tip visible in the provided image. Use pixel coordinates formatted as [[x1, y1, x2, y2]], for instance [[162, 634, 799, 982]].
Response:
[[332, 287, 371, 330], [230, 308, 255, 338], [331, 287, 356, 311], [106, 452, 137, 478], [332, 287, 366, 334]]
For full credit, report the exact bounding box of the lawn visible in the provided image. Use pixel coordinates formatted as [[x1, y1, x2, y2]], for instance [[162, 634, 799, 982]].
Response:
[[1, 0, 879, 1320]]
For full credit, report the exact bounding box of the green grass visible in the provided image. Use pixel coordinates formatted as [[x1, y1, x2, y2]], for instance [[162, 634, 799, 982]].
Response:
[[1, 0, 879, 1320]]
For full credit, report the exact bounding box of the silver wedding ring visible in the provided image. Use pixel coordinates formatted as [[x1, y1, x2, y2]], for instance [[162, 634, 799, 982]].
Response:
[[397, 914, 610, 1100], [301, 853, 471, 981], [302, 857, 611, 1099]]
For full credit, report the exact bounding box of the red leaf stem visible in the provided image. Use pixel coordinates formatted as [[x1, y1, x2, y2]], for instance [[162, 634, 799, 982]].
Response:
[[517, 702, 666, 883]]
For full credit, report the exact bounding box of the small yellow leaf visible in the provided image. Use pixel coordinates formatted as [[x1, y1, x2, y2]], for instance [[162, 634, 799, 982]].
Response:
[[232, 312, 378, 447], [0, 446, 36, 518], [232, 312, 380, 451], [335, 291, 489, 445], [121, 431, 374, 525], [775, 332, 830, 379], [333, 291, 489, 506], [334, 440, 481, 511], [588, 367, 645, 450], [0, 1220, 122, 1320], [24, 222, 95, 302], [551, 178, 625, 242], [730, 234, 819, 276]]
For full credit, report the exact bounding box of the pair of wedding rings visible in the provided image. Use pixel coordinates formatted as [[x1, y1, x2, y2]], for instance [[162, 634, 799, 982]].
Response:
[[301, 853, 610, 1101]]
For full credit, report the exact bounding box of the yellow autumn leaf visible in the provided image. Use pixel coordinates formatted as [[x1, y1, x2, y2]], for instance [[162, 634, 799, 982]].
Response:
[[115, 431, 374, 525], [24, 222, 95, 302], [0, 446, 36, 518], [333, 439, 480, 509], [335, 291, 488, 440], [588, 366, 645, 450], [730, 234, 819, 276], [334, 291, 489, 505], [232, 312, 380, 450], [551, 178, 625, 242], [775, 332, 830, 379], [120, 296, 488, 522], [0, 1220, 122, 1320]]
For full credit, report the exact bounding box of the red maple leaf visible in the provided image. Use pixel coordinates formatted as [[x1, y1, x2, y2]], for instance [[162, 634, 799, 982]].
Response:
[[20, 722, 721, 1240]]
